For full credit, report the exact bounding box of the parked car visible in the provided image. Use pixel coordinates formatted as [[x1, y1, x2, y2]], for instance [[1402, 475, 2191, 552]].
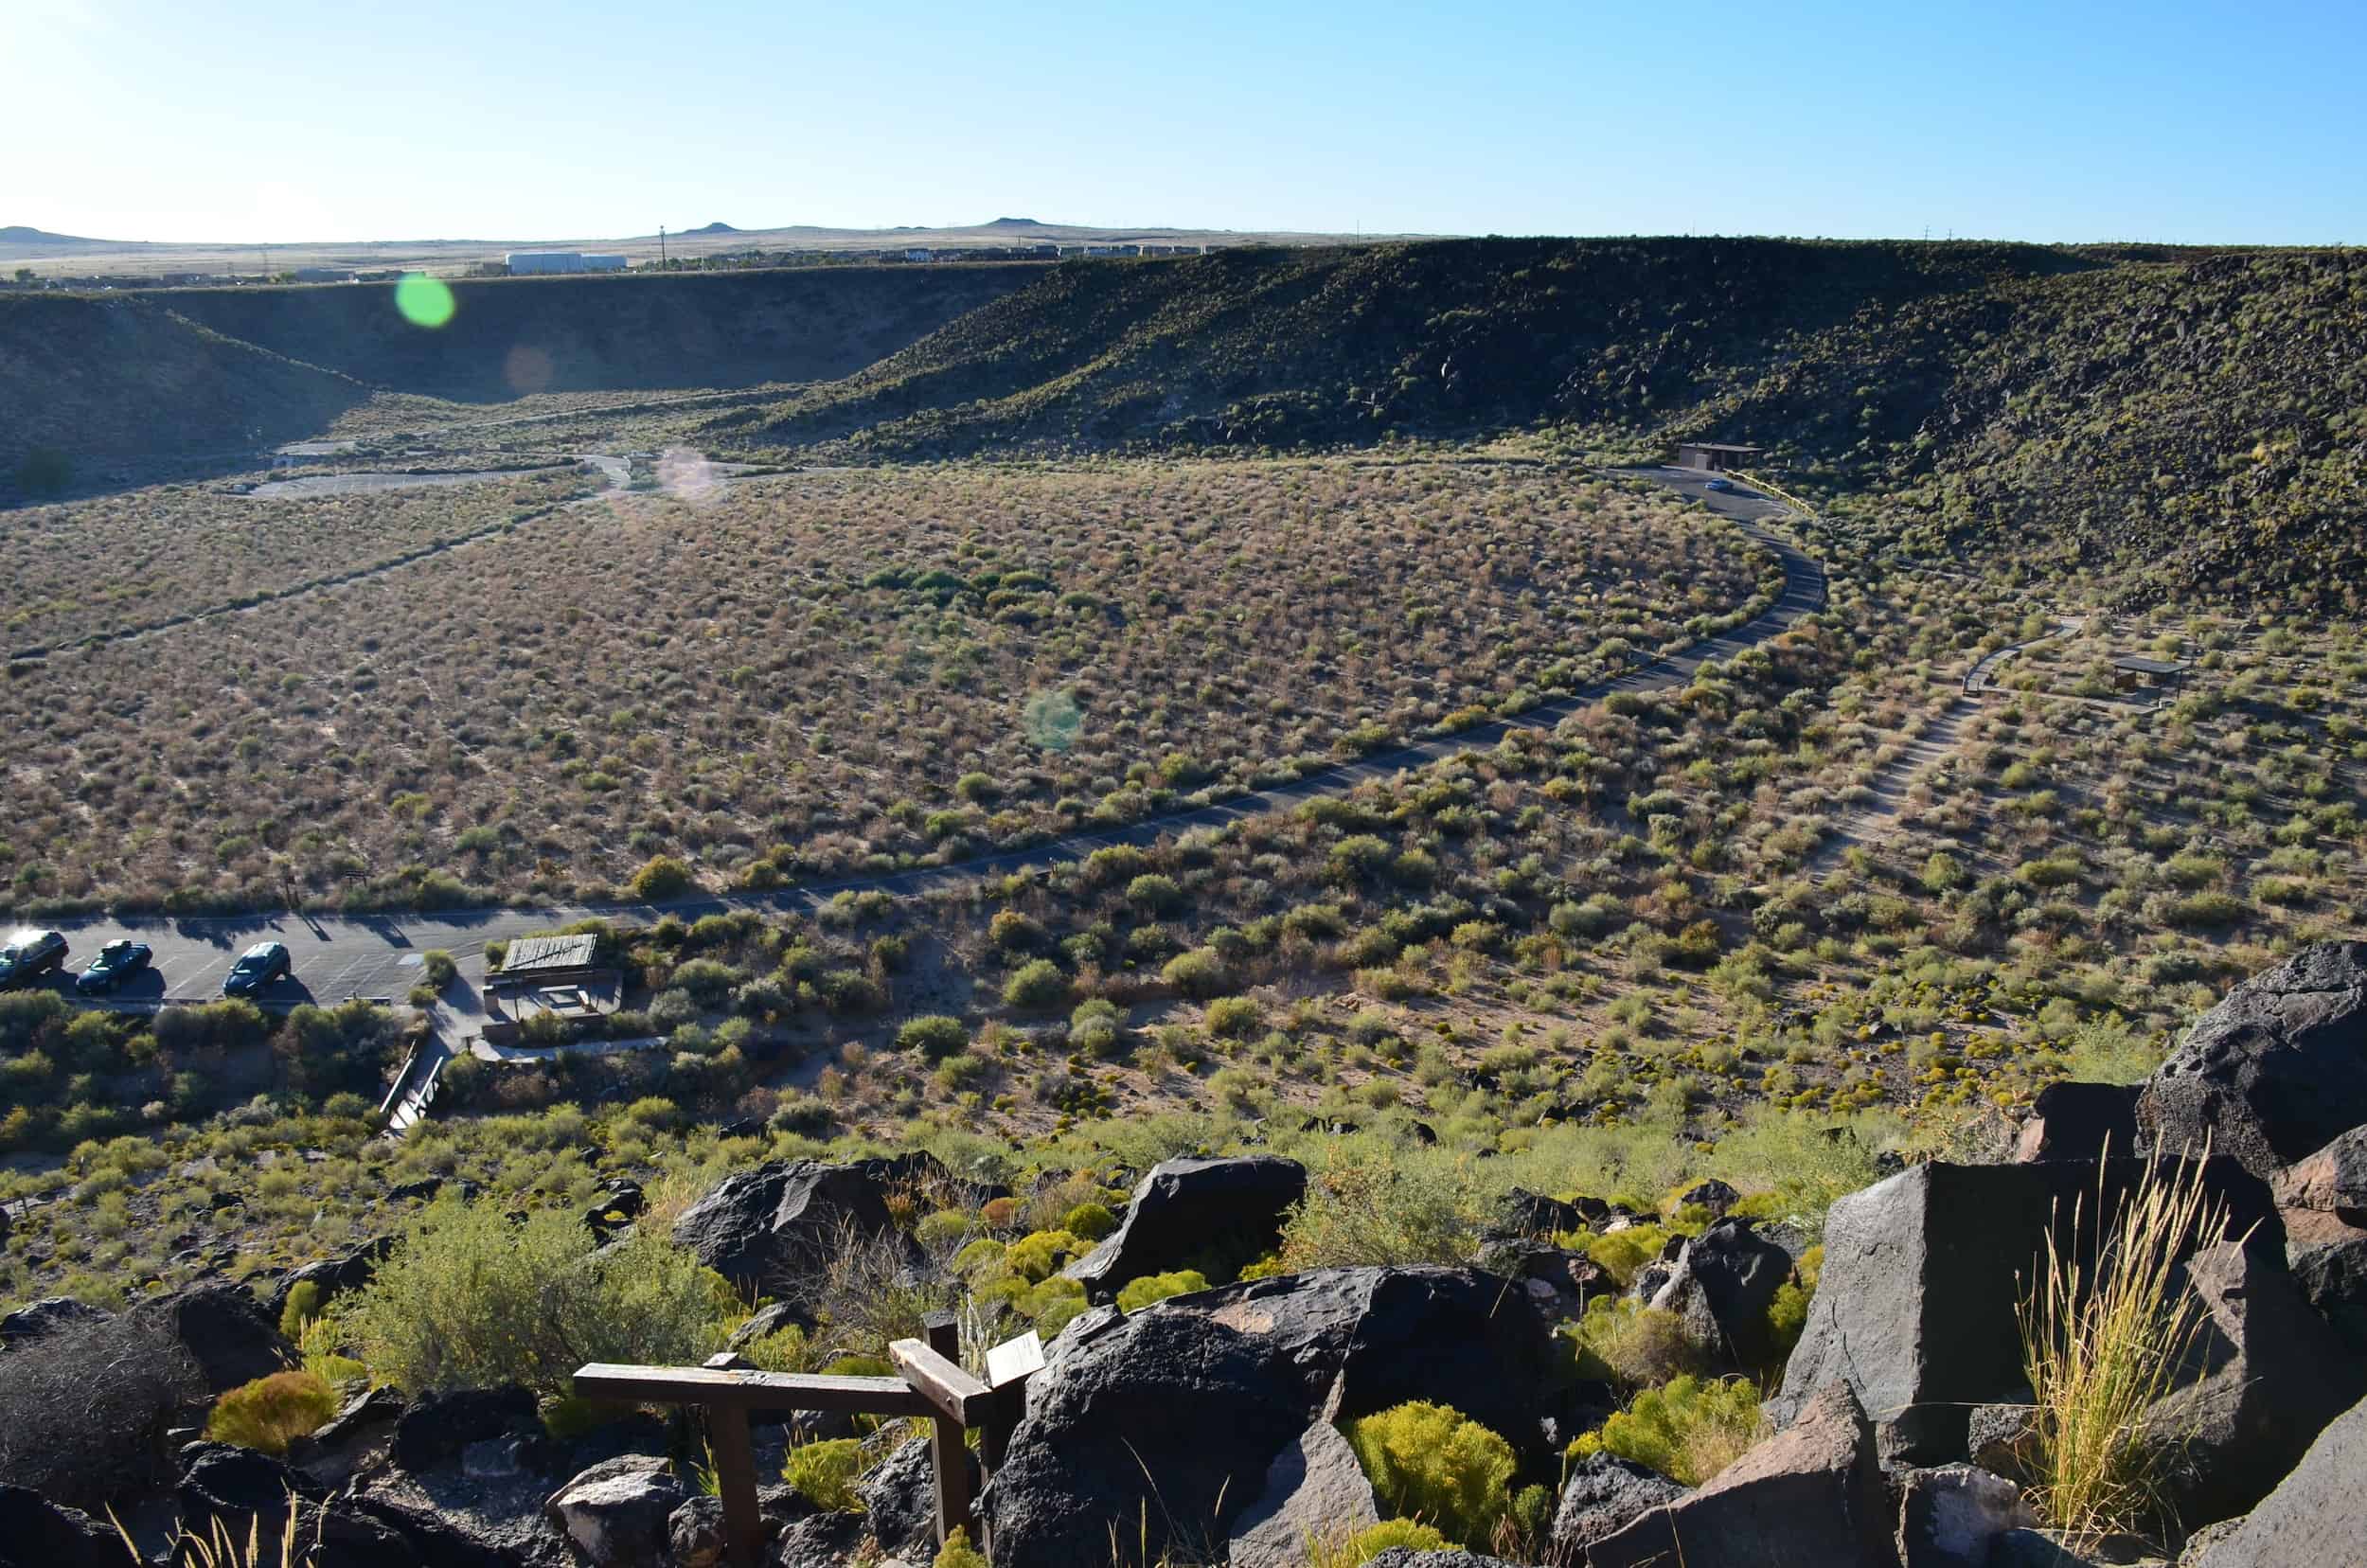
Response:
[[76, 939, 153, 994], [222, 941, 292, 998], [0, 931, 67, 989], [1704, 477, 1736, 493]]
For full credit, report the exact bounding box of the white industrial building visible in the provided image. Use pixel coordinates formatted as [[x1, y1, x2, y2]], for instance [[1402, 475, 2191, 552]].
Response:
[[505, 252, 629, 276]]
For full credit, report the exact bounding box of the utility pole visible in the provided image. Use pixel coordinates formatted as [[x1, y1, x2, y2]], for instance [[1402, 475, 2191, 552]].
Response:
[[660, 225, 667, 269]]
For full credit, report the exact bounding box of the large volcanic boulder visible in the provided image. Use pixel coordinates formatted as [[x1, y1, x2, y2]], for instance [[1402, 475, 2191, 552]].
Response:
[[542, 1455, 686, 1568], [2274, 1125, 2367, 1355], [1893, 1465, 2034, 1568], [2186, 1389, 2367, 1565], [1587, 1382, 1898, 1568], [0, 1296, 110, 1346], [177, 1440, 420, 1567], [672, 1152, 947, 1296], [2138, 940, 2367, 1179], [1225, 1419, 1379, 1568], [2013, 1081, 2141, 1164], [0, 1484, 122, 1567], [390, 1386, 540, 1475], [1647, 1217, 1796, 1374], [269, 1237, 394, 1318], [979, 1265, 1557, 1568], [1062, 1156, 1306, 1304], [2140, 1240, 2364, 1528], [133, 1281, 292, 1394], [1549, 1453, 1686, 1564], [1771, 1160, 2277, 1464]]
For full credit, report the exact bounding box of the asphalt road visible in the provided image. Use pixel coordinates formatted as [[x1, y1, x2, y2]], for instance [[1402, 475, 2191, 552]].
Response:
[[14, 466, 1823, 1033]]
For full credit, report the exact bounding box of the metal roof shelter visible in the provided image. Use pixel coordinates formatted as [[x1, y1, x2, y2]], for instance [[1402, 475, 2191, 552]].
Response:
[[496, 934, 602, 976], [2110, 655, 2189, 676], [1673, 441, 1764, 472]]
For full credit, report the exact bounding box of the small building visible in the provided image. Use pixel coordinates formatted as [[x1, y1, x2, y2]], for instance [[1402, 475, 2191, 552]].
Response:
[[481, 933, 622, 1044], [505, 252, 628, 276], [903, 247, 935, 263], [1673, 441, 1763, 472], [2110, 654, 2190, 694], [289, 266, 353, 283]]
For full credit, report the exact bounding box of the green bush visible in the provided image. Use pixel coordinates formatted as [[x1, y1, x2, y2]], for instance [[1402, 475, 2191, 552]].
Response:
[[330, 1198, 734, 1396], [1585, 1223, 1674, 1288], [1280, 1141, 1489, 1270], [1347, 1400, 1517, 1549], [1203, 995, 1261, 1038], [205, 1370, 339, 1456], [1569, 1375, 1761, 1485], [1565, 1297, 1706, 1389], [1767, 1243, 1822, 1359], [627, 855, 696, 901], [1338, 1520, 1449, 1562], [915, 1209, 976, 1250], [1162, 947, 1230, 999], [784, 1437, 866, 1513], [933, 1528, 988, 1568], [1003, 959, 1070, 1009], [1114, 1270, 1208, 1311], [1004, 1229, 1085, 1283], [1061, 1203, 1118, 1241], [898, 1015, 970, 1060], [1126, 873, 1184, 912], [277, 1280, 324, 1341]]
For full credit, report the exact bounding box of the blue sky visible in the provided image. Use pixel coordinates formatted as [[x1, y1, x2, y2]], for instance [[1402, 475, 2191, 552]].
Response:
[[9, 0, 2363, 244]]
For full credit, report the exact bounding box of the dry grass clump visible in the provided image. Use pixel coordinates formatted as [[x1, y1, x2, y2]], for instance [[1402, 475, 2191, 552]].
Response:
[[2016, 1150, 2234, 1547]]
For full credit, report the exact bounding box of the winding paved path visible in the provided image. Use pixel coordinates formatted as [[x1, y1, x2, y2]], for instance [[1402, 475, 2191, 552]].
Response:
[[21, 467, 1826, 1117]]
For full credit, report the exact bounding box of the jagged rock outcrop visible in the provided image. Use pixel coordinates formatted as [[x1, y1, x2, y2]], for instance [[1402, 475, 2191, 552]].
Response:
[[269, 1237, 393, 1317], [390, 1386, 541, 1475], [1548, 1452, 1685, 1564], [1894, 1465, 2036, 1567], [1062, 1155, 1305, 1303], [2140, 1239, 2363, 1528], [1647, 1217, 1794, 1373], [1224, 1418, 1379, 1568], [2137, 940, 2367, 1179], [1587, 1381, 1899, 1568], [980, 1265, 1556, 1567], [2272, 1125, 2367, 1356], [2182, 1389, 2367, 1564], [672, 1153, 947, 1296], [1771, 1159, 2277, 1463], [860, 1434, 978, 1563], [177, 1440, 419, 1567]]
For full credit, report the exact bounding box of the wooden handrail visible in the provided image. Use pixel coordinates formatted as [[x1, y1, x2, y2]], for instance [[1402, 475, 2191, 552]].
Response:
[[573, 1311, 1041, 1568]]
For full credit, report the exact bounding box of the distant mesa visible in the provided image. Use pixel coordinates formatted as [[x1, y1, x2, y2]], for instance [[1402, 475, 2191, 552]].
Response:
[[1, 225, 108, 245], [986, 217, 1042, 227], [685, 222, 737, 235]]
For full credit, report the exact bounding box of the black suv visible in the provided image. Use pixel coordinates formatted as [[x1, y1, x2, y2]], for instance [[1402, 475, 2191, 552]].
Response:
[[0, 931, 67, 989], [222, 941, 292, 998]]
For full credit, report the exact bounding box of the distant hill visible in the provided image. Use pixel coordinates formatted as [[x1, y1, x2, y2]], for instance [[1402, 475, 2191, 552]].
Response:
[[0, 225, 155, 255], [717, 237, 2366, 606], [685, 222, 737, 235]]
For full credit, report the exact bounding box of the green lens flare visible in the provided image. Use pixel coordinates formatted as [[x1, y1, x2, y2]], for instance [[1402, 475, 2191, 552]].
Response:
[[394, 274, 456, 329]]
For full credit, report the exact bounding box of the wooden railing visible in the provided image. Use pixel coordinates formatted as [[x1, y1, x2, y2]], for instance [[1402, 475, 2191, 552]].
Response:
[[575, 1311, 1044, 1568]]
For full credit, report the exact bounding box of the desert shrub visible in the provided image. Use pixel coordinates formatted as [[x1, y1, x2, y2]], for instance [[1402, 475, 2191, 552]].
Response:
[[277, 1279, 324, 1341], [1203, 995, 1261, 1038], [1565, 1297, 1707, 1389], [1347, 1400, 1517, 1549], [1315, 1520, 1450, 1565], [1162, 947, 1230, 999], [1584, 1223, 1675, 1288], [898, 1015, 970, 1060], [1114, 1270, 1208, 1311], [1003, 959, 1069, 1009], [1767, 1244, 1823, 1359], [784, 1437, 866, 1513], [0, 1311, 205, 1507], [1126, 873, 1184, 913], [1061, 1203, 1118, 1241], [915, 1210, 975, 1251], [205, 1369, 339, 1456], [1003, 1229, 1085, 1283], [1280, 1140, 1489, 1270], [1569, 1375, 1761, 1485], [933, 1528, 988, 1568], [331, 1197, 733, 1396], [627, 855, 696, 901]]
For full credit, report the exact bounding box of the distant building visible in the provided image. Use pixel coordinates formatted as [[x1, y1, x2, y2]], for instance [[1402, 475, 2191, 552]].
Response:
[[505, 252, 628, 276], [903, 247, 935, 262], [1672, 441, 1764, 472], [289, 266, 354, 283], [2110, 654, 2190, 694]]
